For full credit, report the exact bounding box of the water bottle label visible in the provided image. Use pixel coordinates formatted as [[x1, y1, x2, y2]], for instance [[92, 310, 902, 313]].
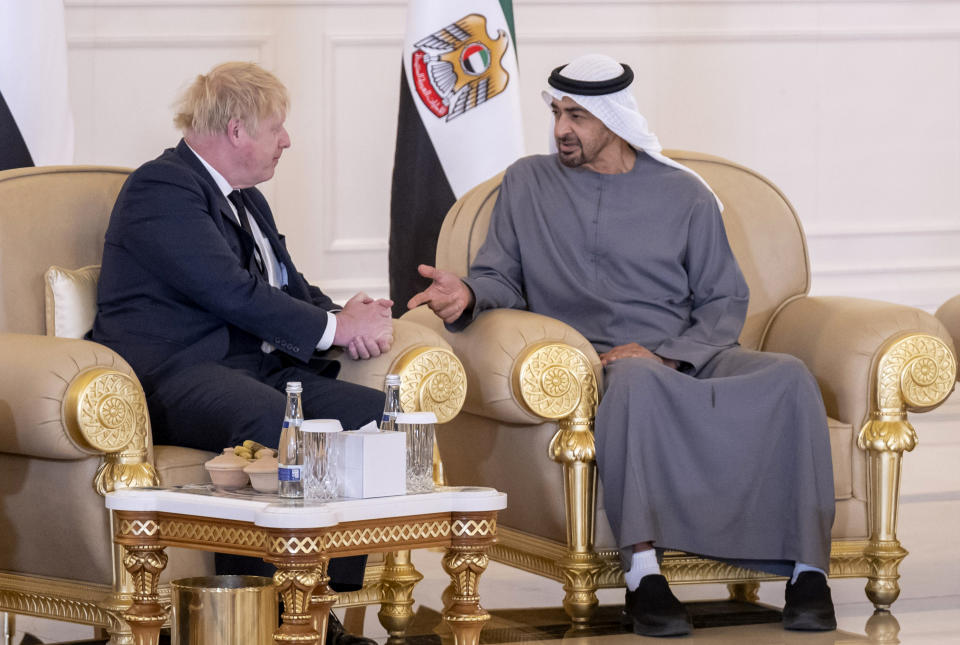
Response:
[[278, 465, 302, 482], [282, 419, 302, 429]]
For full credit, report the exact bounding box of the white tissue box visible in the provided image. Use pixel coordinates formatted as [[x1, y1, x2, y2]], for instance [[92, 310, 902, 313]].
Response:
[[337, 424, 406, 498]]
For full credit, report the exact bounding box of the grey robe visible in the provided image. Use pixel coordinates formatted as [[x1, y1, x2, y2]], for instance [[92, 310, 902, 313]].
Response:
[[455, 152, 835, 574]]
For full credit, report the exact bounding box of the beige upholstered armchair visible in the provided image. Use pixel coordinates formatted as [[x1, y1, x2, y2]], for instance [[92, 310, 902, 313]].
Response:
[[0, 165, 467, 643], [403, 150, 958, 624], [936, 297, 960, 373]]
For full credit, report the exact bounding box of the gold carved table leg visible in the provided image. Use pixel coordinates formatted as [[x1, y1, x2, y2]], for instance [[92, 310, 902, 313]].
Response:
[[268, 529, 325, 645], [116, 512, 168, 645], [441, 512, 497, 645]]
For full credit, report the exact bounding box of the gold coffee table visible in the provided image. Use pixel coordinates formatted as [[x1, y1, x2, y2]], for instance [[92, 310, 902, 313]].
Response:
[[106, 485, 506, 645]]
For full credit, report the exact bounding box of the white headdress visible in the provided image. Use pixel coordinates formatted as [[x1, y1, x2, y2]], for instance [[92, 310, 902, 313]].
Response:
[[542, 54, 723, 210]]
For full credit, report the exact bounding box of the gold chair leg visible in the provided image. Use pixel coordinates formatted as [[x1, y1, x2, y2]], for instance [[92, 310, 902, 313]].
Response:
[[860, 446, 909, 609], [727, 582, 760, 603], [100, 531, 136, 645], [550, 409, 603, 625], [102, 614, 136, 645], [556, 458, 602, 625], [1, 612, 10, 645], [378, 550, 424, 641], [857, 333, 955, 611], [342, 607, 366, 635], [865, 609, 902, 644], [526, 343, 601, 626]]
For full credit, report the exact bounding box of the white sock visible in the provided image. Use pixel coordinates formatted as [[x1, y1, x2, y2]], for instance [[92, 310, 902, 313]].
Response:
[[791, 562, 825, 585], [624, 549, 660, 591]]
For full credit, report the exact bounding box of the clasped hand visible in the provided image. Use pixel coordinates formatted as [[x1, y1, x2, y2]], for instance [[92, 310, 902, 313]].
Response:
[[407, 264, 474, 323], [333, 292, 394, 360]]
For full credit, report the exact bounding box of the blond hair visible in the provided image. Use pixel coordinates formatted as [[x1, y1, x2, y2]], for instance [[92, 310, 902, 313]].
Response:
[[173, 62, 289, 136]]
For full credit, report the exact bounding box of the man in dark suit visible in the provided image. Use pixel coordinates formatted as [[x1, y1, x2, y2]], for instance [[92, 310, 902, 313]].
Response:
[[92, 62, 389, 644]]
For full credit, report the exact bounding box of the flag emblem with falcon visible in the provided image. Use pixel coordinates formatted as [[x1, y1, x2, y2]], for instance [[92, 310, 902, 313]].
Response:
[[411, 13, 510, 121]]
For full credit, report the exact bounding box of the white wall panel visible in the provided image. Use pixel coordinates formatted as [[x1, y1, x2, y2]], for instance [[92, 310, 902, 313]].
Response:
[[68, 34, 271, 168], [324, 34, 399, 255], [62, 0, 960, 309]]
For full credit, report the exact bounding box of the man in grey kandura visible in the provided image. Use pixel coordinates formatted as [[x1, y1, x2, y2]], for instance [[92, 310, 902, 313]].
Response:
[[408, 53, 837, 637]]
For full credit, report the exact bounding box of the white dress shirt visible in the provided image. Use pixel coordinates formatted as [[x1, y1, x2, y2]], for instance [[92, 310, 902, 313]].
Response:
[[185, 143, 337, 351]]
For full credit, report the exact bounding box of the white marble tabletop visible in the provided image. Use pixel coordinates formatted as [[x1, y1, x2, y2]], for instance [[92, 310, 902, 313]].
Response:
[[105, 485, 507, 529]]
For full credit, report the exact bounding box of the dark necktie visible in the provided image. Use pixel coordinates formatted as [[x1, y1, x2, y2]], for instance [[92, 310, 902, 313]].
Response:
[[228, 190, 266, 277]]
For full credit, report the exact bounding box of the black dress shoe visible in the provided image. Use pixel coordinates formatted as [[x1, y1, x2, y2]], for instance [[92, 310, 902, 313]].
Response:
[[783, 571, 837, 631], [326, 611, 376, 645], [621, 574, 692, 637]]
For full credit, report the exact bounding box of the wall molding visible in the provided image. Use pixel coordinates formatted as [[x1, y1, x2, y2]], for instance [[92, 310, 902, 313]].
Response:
[[67, 34, 273, 50], [313, 278, 389, 290], [62, 26, 958, 48], [812, 262, 960, 278], [318, 279, 390, 302], [805, 224, 960, 240], [65, 0, 404, 7], [328, 238, 389, 253], [64, 0, 960, 6], [518, 27, 960, 45]]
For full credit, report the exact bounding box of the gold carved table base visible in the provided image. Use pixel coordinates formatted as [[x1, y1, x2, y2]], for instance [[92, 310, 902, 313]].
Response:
[[114, 508, 498, 645]]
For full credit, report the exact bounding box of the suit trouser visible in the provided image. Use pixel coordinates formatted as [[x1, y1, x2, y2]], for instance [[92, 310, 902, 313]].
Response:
[[147, 349, 385, 590]]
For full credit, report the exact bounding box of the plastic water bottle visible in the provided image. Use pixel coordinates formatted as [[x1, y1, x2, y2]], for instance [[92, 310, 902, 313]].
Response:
[[277, 382, 304, 498], [380, 374, 402, 431]]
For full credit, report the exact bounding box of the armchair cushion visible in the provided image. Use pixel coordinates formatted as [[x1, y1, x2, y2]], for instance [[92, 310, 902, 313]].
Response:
[[44, 264, 100, 339], [155, 444, 214, 486]]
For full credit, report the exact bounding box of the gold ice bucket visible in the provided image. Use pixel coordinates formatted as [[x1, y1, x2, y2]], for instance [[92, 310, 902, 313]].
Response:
[[171, 575, 277, 644]]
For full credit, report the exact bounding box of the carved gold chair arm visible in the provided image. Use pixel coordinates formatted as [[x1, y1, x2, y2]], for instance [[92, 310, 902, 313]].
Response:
[[67, 367, 159, 495], [403, 307, 602, 425], [0, 333, 158, 495], [762, 296, 956, 425], [331, 318, 467, 423], [859, 331, 956, 453]]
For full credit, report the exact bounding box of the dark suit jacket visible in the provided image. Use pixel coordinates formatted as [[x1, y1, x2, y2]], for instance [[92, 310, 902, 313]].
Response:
[[92, 140, 338, 393]]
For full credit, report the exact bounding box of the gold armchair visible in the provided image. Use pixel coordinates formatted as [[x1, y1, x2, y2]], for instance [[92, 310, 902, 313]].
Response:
[[0, 165, 467, 643], [936, 297, 960, 372], [403, 150, 957, 624]]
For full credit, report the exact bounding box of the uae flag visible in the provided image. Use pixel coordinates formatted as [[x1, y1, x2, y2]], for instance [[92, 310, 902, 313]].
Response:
[[0, 0, 74, 170], [389, 0, 523, 315]]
